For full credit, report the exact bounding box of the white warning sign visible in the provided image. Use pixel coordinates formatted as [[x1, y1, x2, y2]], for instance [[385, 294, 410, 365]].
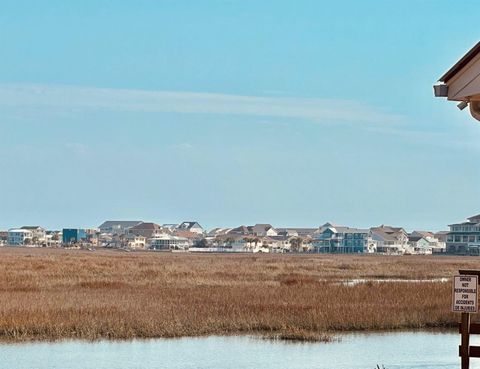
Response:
[[452, 275, 478, 313]]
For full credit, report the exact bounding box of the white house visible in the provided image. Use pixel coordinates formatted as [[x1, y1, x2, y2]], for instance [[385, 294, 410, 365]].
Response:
[[8, 229, 33, 246], [251, 224, 278, 237], [20, 226, 46, 245], [176, 222, 204, 235], [408, 231, 446, 255], [149, 234, 189, 251], [207, 228, 232, 237]]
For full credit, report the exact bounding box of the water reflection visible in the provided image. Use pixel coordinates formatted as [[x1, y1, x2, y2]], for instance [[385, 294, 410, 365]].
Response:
[[0, 331, 475, 369], [341, 278, 449, 286]]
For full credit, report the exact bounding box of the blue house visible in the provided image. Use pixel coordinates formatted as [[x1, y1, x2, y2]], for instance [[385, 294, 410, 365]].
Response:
[[312, 223, 372, 253], [62, 229, 87, 244]]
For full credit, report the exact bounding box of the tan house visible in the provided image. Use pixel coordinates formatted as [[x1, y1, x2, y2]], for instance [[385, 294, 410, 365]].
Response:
[[127, 235, 146, 249], [127, 222, 164, 239], [370, 225, 410, 254]]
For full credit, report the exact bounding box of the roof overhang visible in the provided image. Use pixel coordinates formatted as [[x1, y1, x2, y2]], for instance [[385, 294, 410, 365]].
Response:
[[440, 42, 480, 83], [435, 42, 480, 102]]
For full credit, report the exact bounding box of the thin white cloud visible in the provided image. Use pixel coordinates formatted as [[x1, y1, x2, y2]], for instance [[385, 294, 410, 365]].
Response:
[[169, 142, 194, 151], [0, 83, 402, 125], [64, 142, 90, 156]]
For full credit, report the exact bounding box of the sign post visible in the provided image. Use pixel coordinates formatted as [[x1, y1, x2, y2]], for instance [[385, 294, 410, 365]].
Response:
[[454, 270, 480, 369], [453, 275, 478, 313]]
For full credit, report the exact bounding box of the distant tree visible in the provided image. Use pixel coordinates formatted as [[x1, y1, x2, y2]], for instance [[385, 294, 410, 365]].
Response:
[[195, 238, 208, 248], [23, 238, 31, 246], [118, 234, 126, 248], [290, 237, 303, 253], [243, 237, 260, 251]]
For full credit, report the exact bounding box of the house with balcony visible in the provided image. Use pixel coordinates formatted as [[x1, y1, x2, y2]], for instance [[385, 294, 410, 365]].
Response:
[[20, 226, 46, 244], [312, 223, 374, 253], [370, 225, 410, 254], [8, 229, 33, 246], [127, 235, 147, 249], [408, 231, 446, 254], [149, 234, 189, 251], [446, 214, 480, 255], [173, 230, 203, 247]]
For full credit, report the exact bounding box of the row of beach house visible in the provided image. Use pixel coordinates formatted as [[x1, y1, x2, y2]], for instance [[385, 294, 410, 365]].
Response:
[[3, 214, 480, 255]]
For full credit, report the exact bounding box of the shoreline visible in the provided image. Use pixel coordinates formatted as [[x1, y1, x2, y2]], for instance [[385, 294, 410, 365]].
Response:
[[0, 326, 458, 345]]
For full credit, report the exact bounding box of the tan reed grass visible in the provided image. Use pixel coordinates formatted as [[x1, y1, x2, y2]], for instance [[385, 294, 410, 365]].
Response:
[[0, 248, 472, 342]]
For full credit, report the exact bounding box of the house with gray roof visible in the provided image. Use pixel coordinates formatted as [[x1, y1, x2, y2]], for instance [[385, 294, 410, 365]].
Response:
[[251, 224, 277, 237], [313, 223, 375, 253], [227, 225, 251, 235], [226, 224, 278, 237], [370, 225, 410, 254], [127, 222, 164, 239], [99, 220, 143, 235], [207, 228, 232, 237], [176, 221, 204, 235], [434, 231, 449, 243], [276, 227, 317, 238]]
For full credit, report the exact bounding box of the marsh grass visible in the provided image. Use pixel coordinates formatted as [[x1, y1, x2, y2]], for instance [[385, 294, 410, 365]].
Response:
[[0, 248, 473, 342]]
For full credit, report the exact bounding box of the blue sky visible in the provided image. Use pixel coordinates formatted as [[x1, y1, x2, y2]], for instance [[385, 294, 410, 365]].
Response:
[[1, 0, 480, 231]]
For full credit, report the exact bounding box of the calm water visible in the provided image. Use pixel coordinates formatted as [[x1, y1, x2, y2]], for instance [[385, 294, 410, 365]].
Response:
[[0, 331, 478, 369]]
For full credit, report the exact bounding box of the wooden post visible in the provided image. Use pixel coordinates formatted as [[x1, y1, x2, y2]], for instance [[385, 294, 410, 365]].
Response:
[[458, 269, 480, 369], [461, 312, 471, 369]]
